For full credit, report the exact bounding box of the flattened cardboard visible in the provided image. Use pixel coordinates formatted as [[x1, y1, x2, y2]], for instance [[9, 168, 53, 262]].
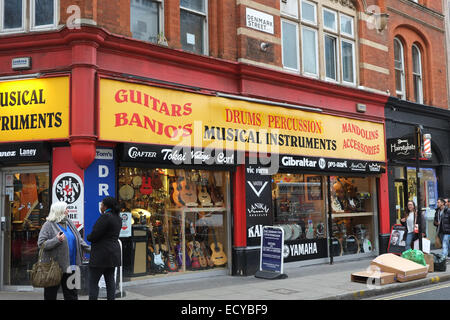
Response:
[[370, 253, 428, 278], [351, 271, 396, 285], [424, 253, 434, 273]]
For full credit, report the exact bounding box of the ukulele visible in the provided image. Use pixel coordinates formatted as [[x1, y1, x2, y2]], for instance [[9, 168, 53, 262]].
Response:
[[210, 227, 227, 266], [149, 226, 166, 273], [140, 172, 153, 195]]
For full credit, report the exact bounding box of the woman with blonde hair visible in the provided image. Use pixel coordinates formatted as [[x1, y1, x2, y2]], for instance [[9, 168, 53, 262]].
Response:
[[37, 201, 90, 300]]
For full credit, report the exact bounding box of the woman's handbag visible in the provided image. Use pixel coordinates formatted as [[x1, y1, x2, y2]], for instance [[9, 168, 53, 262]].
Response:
[[30, 243, 62, 288], [435, 235, 442, 249]]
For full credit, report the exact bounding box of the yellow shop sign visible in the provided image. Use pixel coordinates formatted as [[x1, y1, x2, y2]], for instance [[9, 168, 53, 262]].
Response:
[[0, 77, 69, 142], [99, 79, 385, 162]]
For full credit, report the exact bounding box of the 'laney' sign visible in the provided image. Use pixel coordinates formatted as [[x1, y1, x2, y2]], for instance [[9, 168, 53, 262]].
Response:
[[387, 137, 416, 160], [0, 77, 69, 142]]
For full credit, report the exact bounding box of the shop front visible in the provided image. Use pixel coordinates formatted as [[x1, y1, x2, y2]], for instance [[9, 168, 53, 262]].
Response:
[[385, 97, 450, 250], [96, 76, 387, 278], [0, 76, 70, 288]]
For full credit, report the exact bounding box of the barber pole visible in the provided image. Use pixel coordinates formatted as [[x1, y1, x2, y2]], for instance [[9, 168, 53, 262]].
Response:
[[423, 134, 431, 158]]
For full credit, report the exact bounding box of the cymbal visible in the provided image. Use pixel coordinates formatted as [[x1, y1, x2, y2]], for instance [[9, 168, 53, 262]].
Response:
[[131, 208, 151, 218]]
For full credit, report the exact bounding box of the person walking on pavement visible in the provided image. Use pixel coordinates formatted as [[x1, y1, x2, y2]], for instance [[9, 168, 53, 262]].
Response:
[[401, 200, 426, 250], [434, 198, 448, 246], [37, 201, 91, 300], [87, 196, 122, 300], [440, 200, 450, 259]]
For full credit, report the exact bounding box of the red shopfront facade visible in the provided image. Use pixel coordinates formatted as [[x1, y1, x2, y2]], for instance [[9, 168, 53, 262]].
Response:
[[0, 27, 389, 286]]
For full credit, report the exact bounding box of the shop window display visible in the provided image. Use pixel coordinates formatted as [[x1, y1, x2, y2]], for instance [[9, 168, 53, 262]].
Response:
[[330, 176, 375, 256], [4, 171, 50, 285], [118, 167, 229, 276], [272, 173, 327, 242]]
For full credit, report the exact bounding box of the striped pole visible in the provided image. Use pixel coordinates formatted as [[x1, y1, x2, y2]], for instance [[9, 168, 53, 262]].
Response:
[[423, 133, 431, 158]]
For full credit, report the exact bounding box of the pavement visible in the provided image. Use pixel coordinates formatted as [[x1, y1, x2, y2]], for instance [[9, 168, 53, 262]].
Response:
[[0, 252, 449, 300]]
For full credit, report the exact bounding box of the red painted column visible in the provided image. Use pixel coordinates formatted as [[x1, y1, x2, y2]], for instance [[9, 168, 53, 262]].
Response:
[[69, 41, 98, 169], [378, 171, 390, 234], [233, 164, 247, 247]]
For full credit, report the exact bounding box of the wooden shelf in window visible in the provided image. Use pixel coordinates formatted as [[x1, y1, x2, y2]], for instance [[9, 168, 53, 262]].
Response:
[[331, 212, 374, 219], [166, 207, 227, 213]]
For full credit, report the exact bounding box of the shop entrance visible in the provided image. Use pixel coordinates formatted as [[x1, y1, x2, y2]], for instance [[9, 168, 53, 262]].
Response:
[[0, 166, 49, 288], [394, 181, 406, 223]]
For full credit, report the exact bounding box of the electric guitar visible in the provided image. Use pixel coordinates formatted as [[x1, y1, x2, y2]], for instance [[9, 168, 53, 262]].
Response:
[[210, 227, 227, 266], [140, 172, 153, 195], [149, 226, 166, 273], [165, 225, 178, 272], [176, 242, 191, 269]]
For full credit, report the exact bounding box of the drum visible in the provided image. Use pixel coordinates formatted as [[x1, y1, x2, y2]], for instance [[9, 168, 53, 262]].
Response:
[[330, 237, 343, 257], [344, 235, 359, 255], [362, 238, 373, 253]]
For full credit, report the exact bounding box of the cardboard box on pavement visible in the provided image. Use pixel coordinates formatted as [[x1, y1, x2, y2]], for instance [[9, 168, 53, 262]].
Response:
[[370, 253, 428, 283], [351, 270, 396, 285]]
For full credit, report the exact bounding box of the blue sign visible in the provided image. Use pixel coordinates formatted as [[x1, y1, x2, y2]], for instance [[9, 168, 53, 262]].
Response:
[[260, 226, 284, 274], [84, 148, 116, 244]]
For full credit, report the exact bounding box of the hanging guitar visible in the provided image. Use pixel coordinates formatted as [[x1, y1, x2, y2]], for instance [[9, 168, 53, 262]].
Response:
[[208, 172, 223, 206], [140, 171, 153, 195], [164, 223, 178, 272], [178, 171, 198, 206], [149, 226, 166, 273], [171, 176, 183, 207], [198, 171, 213, 207], [210, 227, 227, 266], [151, 169, 164, 191]]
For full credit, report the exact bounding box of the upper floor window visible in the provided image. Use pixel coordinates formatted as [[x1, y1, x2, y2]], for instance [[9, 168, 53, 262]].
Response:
[[180, 0, 208, 55], [412, 44, 423, 104], [394, 38, 406, 100], [0, 0, 58, 34], [130, 0, 163, 43], [281, 0, 356, 86]]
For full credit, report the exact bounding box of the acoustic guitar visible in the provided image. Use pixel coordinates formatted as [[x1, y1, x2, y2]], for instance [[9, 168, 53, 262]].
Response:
[[201, 240, 215, 268], [171, 176, 183, 207], [208, 173, 223, 206], [178, 172, 198, 206], [210, 228, 227, 266], [151, 170, 164, 190]]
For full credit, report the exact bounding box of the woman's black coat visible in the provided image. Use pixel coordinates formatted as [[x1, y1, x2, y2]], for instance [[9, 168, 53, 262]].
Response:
[[87, 212, 122, 267]]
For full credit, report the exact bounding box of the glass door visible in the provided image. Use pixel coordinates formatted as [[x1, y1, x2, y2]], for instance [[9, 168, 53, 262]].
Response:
[[1, 167, 49, 286]]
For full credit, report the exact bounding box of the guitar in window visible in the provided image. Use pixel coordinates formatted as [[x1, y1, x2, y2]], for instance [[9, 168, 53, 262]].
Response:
[[149, 226, 166, 273], [210, 227, 227, 266]]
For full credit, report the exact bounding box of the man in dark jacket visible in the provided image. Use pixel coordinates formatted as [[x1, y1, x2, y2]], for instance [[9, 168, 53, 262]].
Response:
[[441, 202, 450, 259], [434, 198, 448, 245]]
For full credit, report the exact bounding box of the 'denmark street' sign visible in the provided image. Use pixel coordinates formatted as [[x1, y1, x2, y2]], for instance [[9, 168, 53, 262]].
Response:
[[0, 77, 69, 142]]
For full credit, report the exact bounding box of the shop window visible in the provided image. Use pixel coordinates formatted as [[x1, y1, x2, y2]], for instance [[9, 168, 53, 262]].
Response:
[[0, 0, 58, 33], [130, 0, 162, 43], [330, 176, 375, 256], [272, 173, 327, 241], [3, 170, 50, 285], [407, 167, 437, 210], [118, 167, 229, 276], [180, 0, 207, 55]]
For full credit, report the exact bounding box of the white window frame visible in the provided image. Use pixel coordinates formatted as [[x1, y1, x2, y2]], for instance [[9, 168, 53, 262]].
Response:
[[281, 19, 300, 72], [0, 0, 26, 34], [130, 0, 164, 43], [412, 44, 423, 104], [301, 25, 318, 77], [339, 13, 354, 38], [301, 0, 317, 26], [340, 38, 356, 85], [322, 7, 337, 33], [324, 33, 339, 83], [30, 0, 59, 31], [280, 0, 299, 19], [394, 38, 406, 100], [180, 0, 208, 55]]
